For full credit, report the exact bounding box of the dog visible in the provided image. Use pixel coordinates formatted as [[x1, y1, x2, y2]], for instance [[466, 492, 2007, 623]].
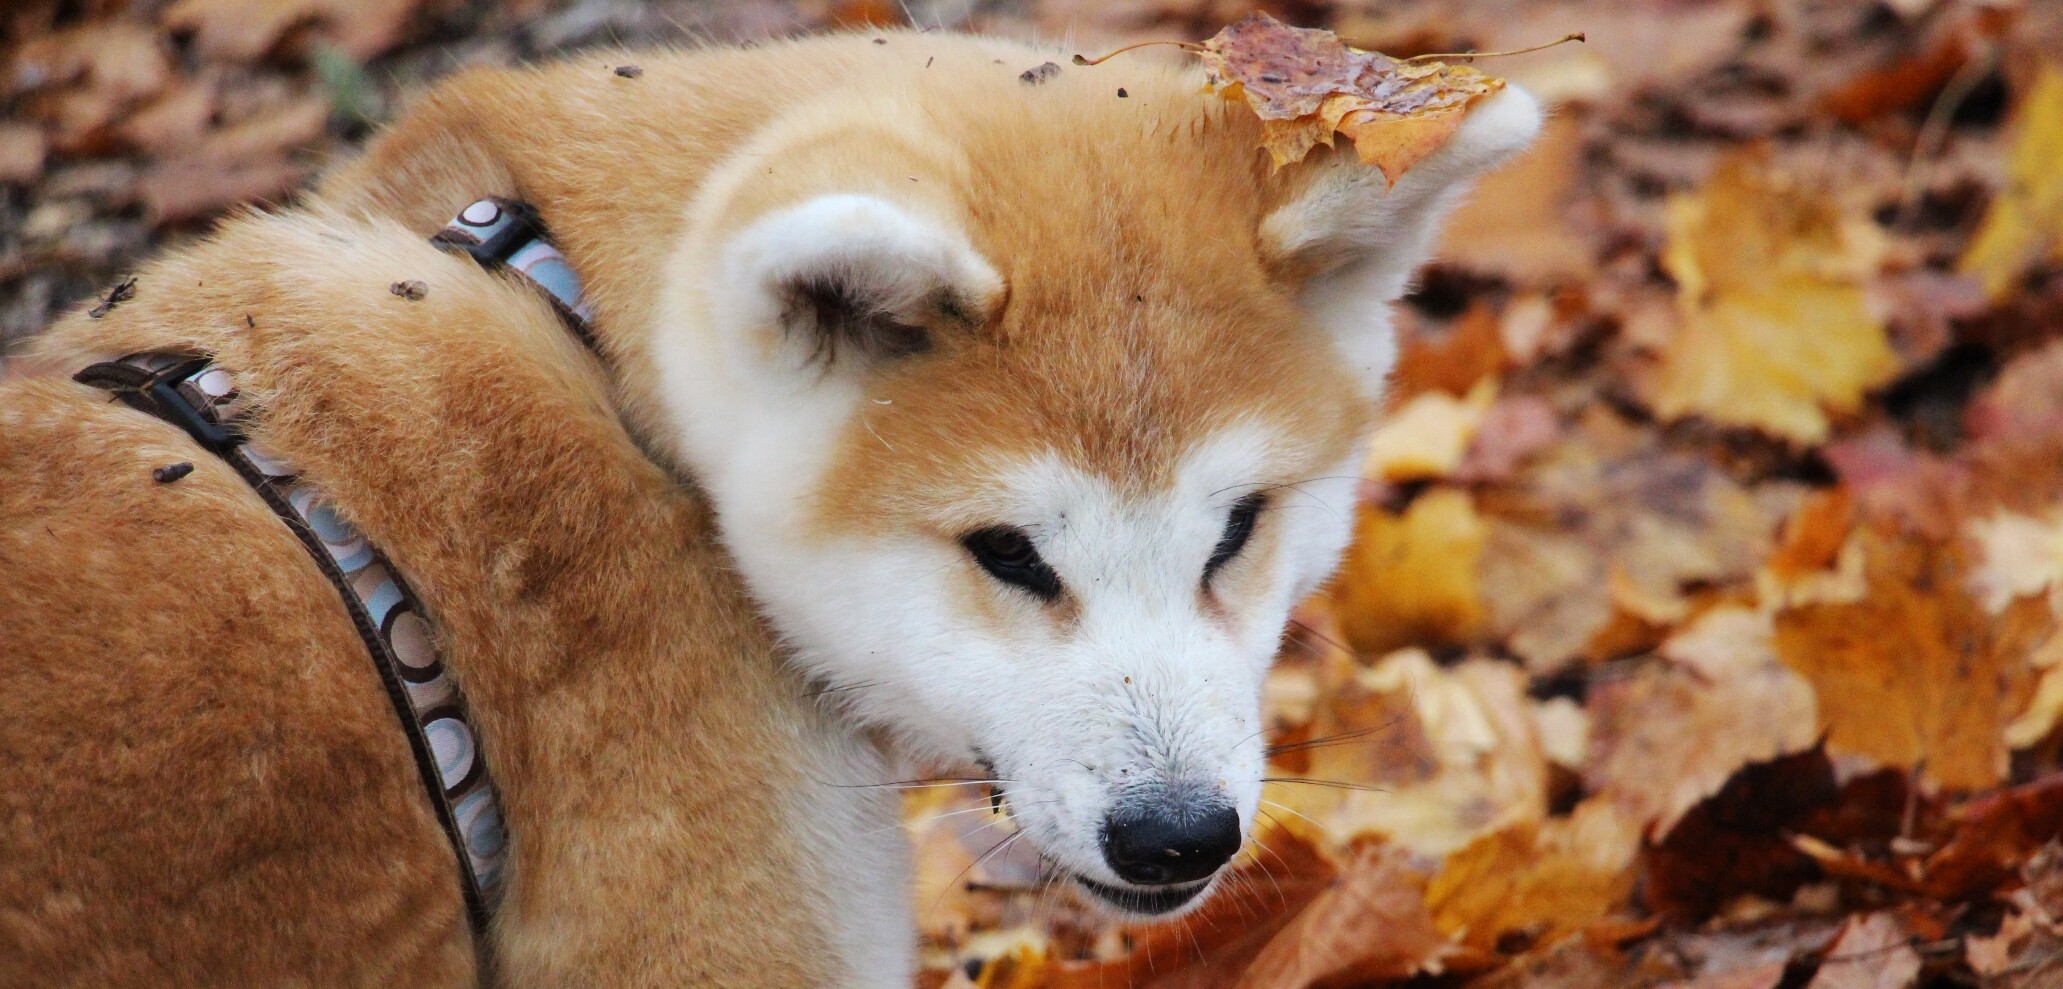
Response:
[[3, 28, 1538, 987]]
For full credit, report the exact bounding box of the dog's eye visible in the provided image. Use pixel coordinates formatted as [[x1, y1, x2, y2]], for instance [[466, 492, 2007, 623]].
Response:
[[1204, 494, 1266, 583], [963, 526, 1063, 602]]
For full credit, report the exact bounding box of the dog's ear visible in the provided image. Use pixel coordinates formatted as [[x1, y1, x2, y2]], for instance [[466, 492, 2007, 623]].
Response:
[[1259, 86, 1542, 391], [710, 193, 1003, 370]]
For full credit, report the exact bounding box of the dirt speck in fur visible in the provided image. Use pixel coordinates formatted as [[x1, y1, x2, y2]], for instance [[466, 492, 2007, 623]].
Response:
[[87, 277, 136, 318]]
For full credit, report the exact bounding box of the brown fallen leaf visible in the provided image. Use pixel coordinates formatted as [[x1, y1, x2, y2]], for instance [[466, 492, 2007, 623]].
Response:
[[130, 93, 330, 226], [118, 80, 218, 154], [906, 787, 1012, 949], [10, 21, 173, 152], [4, 22, 168, 104], [1817, 22, 1980, 125], [0, 123, 47, 184], [1456, 934, 1664, 989], [1649, 150, 1899, 445], [1773, 524, 2050, 790], [161, 0, 421, 62], [1764, 490, 1856, 587], [1041, 827, 1340, 989], [1651, 914, 1853, 988], [1965, 341, 2063, 522], [1959, 63, 2063, 302], [1272, 651, 1548, 857], [1424, 798, 1640, 954], [1644, 747, 1840, 921], [1801, 913, 1920, 989], [1454, 394, 1561, 484], [1587, 606, 1819, 835], [1233, 841, 1454, 989], [1965, 341, 2063, 454], [1820, 429, 1971, 541], [1191, 12, 1508, 180], [1660, 962, 1789, 989], [1922, 775, 2063, 903], [188, 95, 331, 164], [138, 156, 307, 225], [1877, 271, 1985, 371], [1965, 844, 2063, 988], [1476, 409, 1795, 671], [1391, 303, 1509, 401]]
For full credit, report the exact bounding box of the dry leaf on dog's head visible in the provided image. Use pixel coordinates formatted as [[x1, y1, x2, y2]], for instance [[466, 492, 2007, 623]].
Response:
[[1194, 12, 1508, 180]]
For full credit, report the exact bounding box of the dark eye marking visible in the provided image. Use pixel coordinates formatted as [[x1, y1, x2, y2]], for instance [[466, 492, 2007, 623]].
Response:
[[1204, 493, 1267, 583], [963, 526, 1063, 602]]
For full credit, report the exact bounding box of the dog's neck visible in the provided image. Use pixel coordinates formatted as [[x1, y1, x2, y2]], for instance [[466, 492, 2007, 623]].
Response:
[[316, 59, 789, 475], [313, 73, 924, 982]]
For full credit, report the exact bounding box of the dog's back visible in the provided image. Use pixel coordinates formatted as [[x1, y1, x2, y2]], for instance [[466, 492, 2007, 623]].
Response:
[[1, 208, 857, 987], [2, 366, 479, 984]]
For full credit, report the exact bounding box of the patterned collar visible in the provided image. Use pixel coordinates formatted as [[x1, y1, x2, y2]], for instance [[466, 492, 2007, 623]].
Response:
[[73, 199, 593, 939]]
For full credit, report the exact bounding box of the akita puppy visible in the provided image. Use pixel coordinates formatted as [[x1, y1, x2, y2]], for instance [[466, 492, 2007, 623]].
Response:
[[326, 27, 1538, 915], [5, 28, 1536, 988]]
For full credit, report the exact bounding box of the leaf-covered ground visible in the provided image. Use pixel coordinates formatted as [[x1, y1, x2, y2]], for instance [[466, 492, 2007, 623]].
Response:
[[8, 2, 2063, 988]]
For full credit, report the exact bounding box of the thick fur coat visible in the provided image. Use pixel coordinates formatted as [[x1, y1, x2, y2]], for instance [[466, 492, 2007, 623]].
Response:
[[1, 210, 868, 987], [0, 27, 1537, 989]]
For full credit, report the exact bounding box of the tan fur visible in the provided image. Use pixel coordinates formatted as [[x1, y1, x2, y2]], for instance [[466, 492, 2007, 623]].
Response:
[[5, 210, 833, 987], [315, 32, 1374, 509], [3, 28, 1432, 986]]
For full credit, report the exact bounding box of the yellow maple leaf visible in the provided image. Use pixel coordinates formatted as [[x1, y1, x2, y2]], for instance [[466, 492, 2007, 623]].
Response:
[[1959, 64, 2063, 301], [1651, 151, 1899, 445], [1330, 488, 1487, 656], [1773, 525, 2050, 789]]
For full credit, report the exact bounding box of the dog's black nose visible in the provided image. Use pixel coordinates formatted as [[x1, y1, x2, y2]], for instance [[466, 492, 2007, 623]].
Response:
[[1100, 802, 1241, 886]]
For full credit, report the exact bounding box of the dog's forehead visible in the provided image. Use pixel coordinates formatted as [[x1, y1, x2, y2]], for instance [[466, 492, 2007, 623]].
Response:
[[779, 58, 1384, 535], [981, 425, 1279, 519], [809, 307, 1367, 536]]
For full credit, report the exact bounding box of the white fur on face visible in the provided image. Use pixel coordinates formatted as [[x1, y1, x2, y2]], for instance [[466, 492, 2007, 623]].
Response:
[[649, 81, 1541, 936], [655, 191, 1365, 900], [698, 421, 1364, 905]]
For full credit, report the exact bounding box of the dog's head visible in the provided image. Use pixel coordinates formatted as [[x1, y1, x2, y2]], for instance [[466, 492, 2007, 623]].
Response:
[[653, 41, 1539, 917]]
